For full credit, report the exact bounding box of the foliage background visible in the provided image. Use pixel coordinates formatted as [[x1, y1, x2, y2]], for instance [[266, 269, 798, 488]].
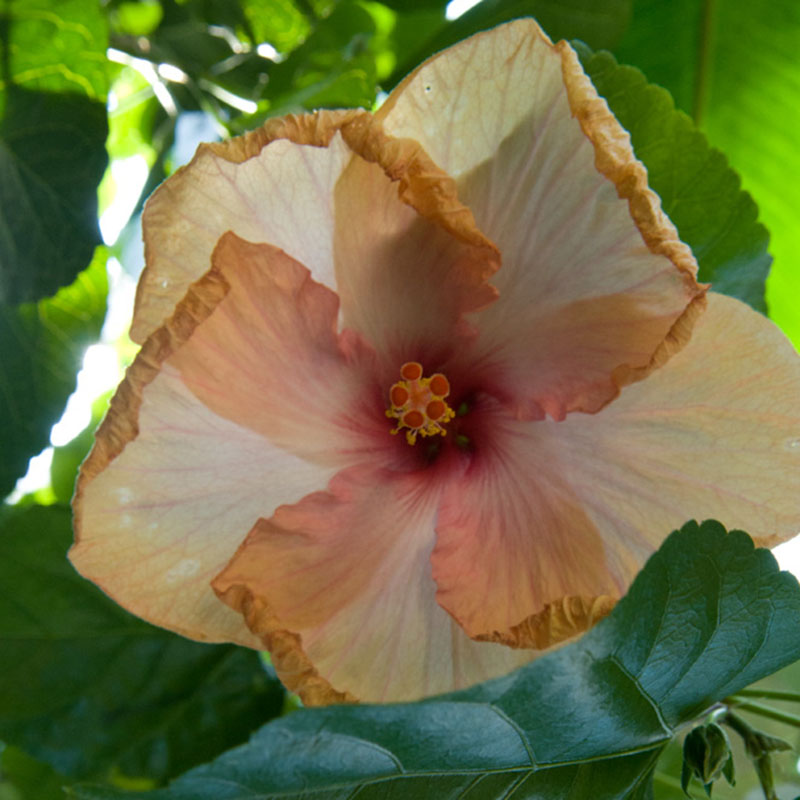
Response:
[[2, 1, 800, 798]]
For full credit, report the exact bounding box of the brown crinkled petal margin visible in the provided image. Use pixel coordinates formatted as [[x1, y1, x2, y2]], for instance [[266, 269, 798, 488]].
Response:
[[134, 109, 499, 343], [69, 244, 260, 645], [208, 110, 498, 257], [556, 38, 708, 389], [77, 108, 504, 696], [374, 21, 707, 655], [213, 534, 357, 707], [74, 268, 228, 490], [213, 536, 615, 703], [476, 595, 616, 650]]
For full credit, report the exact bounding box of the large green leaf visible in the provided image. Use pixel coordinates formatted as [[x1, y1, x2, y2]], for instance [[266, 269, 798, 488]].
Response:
[[0, 251, 107, 500], [576, 45, 770, 312], [69, 521, 800, 799], [387, 0, 632, 90], [613, 0, 800, 346], [0, 0, 109, 303], [0, 505, 285, 783]]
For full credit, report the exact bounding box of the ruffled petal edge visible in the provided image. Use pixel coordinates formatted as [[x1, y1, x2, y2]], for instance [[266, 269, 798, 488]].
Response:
[[556, 38, 707, 388], [213, 578, 357, 706], [135, 110, 500, 343], [475, 595, 616, 649]]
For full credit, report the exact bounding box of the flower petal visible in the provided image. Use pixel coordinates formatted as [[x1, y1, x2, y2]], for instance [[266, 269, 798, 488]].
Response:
[[433, 293, 800, 647], [331, 127, 499, 364], [70, 246, 360, 643], [552, 292, 800, 550], [70, 368, 337, 646], [432, 402, 622, 644], [135, 110, 364, 343], [136, 110, 498, 353], [213, 466, 533, 704], [169, 232, 382, 462], [379, 19, 703, 418]]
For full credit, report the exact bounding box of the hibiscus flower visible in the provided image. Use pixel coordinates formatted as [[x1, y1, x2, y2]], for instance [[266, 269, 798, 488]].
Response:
[[70, 19, 800, 705]]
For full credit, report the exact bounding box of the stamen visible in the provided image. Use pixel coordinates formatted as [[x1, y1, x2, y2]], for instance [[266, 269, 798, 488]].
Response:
[[429, 374, 449, 396], [403, 410, 425, 429], [426, 400, 446, 421], [391, 385, 409, 406], [386, 361, 456, 445]]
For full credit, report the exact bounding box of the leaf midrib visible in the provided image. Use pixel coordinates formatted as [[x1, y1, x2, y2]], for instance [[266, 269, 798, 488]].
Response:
[[693, 0, 716, 123]]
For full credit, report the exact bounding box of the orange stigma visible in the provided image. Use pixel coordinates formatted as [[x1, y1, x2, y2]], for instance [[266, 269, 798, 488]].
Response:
[[386, 362, 455, 445]]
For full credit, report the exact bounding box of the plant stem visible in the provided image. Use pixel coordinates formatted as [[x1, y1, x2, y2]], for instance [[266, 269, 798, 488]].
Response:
[[730, 700, 800, 729], [731, 688, 800, 704], [693, 0, 716, 125], [653, 770, 687, 792]]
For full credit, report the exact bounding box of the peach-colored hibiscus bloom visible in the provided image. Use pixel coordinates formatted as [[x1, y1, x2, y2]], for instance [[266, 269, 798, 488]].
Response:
[[71, 19, 800, 705]]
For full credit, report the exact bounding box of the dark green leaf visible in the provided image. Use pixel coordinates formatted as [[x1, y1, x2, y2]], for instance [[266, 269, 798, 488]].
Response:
[[228, 0, 378, 130], [0, 505, 285, 783], [70, 521, 800, 799], [613, 0, 702, 117], [262, 1, 376, 109], [0, 251, 107, 500], [721, 754, 734, 787], [387, 0, 631, 90], [377, 0, 446, 10], [576, 45, 770, 312], [0, 0, 109, 303], [681, 723, 734, 794]]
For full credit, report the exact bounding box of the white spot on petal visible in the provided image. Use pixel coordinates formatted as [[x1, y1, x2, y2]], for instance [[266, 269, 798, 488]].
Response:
[[165, 559, 200, 584], [116, 487, 133, 504]]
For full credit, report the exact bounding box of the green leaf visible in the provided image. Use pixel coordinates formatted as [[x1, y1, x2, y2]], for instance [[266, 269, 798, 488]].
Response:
[[247, 0, 378, 117], [239, 0, 312, 53], [612, 0, 800, 347], [0, 0, 109, 303], [387, 0, 632, 90], [109, 1, 164, 38], [0, 250, 107, 500], [0, 745, 72, 800], [69, 521, 800, 799], [576, 45, 770, 313], [0, 505, 285, 783], [50, 391, 111, 505], [681, 723, 734, 794]]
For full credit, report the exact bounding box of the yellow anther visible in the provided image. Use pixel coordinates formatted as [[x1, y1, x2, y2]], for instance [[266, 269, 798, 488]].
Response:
[[385, 362, 455, 445]]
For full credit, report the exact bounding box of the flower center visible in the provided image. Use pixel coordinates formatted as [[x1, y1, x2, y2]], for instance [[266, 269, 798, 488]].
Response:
[[385, 361, 455, 445]]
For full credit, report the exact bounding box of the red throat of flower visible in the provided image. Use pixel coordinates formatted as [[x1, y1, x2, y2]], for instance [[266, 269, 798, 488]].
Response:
[[386, 362, 455, 445]]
